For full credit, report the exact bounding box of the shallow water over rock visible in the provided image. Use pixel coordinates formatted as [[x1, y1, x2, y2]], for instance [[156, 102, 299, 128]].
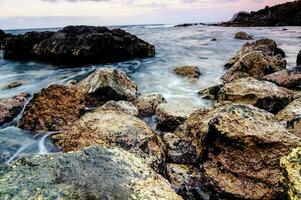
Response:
[[0, 25, 301, 162]]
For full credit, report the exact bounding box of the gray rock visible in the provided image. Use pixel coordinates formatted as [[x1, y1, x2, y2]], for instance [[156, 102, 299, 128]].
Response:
[[134, 93, 167, 115], [234, 31, 253, 40], [100, 100, 139, 116]]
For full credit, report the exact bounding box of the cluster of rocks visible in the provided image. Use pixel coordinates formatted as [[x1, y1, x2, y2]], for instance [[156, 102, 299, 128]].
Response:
[[174, 23, 206, 28], [0, 25, 155, 65]]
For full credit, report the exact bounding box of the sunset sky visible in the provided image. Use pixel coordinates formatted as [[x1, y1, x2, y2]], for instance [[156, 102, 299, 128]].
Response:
[[0, 0, 293, 29]]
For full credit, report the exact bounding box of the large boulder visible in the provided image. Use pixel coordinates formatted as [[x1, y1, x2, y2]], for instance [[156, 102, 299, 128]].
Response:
[[263, 66, 301, 88], [51, 108, 165, 173], [280, 147, 301, 200], [224, 39, 285, 69], [78, 68, 137, 103], [222, 51, 286, 83], [19, 84, 86, 131], [0, 93, 28, 126], [234, 31, 253, 40], [0, 146, 182, 200], [217, 77, 294, 113], [156, 102, 200, 132], [3, 26, 155, 64], [173, 66, 201, 79], [276, 97, 301, 138], [134, 93, 167, 115]]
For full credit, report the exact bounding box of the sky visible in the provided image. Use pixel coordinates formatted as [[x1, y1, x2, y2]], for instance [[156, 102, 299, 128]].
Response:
[[0, 0, 293, 29]]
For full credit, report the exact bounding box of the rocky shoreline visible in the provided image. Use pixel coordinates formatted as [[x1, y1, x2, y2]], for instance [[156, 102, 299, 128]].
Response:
[[0, 26, 301, 200]]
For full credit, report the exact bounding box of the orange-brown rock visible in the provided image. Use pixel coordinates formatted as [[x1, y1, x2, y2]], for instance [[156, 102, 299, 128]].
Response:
[[19, 84, 86, 131], [173, 66, 201, 78], [234, 31, 253, 40]]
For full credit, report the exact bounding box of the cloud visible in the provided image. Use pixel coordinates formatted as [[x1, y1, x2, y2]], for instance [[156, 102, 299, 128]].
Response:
[[42, 0, 110, 2]]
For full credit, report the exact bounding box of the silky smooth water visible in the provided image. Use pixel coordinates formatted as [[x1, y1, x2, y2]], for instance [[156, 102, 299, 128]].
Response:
[[0, 25, 300, 163]]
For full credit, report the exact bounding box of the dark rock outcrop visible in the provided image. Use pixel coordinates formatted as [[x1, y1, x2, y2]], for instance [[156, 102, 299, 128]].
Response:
[[3, 26, 155, 65], [0, 93, 28, 126], [219, 1, 301, 27], [234, 31, 253, 40], [297, 50, 301, 66], [174, 23, 206, 27], [0, 146, 181, 200], [0, 29, 12, 48]]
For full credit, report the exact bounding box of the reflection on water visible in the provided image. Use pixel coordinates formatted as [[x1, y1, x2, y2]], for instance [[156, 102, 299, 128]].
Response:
[[1, 25, 301, 162]]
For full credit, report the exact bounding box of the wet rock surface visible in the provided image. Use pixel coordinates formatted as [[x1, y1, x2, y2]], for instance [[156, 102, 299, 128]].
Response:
[[0, 146, 182, 200], [19, 84, 86, 131], [174, 66, 201, 78], [78, 68, 137, 103], [100, 100, 139, 116], [217, 77, 294, 113], [134, 93, 167, 115], [280, 147, 301, 200], [263, 66, 301, 88], [3, 26, 155, 65], [234, 31, 253, 40], [297, 50, 301, 66], [51, 108, 165, 173], [0, 93, 28, 126], [156, 102, 200, 132], [198, 84, 223, 100]]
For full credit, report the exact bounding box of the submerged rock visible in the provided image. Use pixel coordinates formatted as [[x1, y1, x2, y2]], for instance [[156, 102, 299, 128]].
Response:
[[5, 81, 23, 89], [100, 100, 139, 116], [224, 39, 285, 70], [156, 102, 200, 132], [234, 31, 253, 40], [3, 26, 155, 65], [166, 163, 202, 199], [174, 66, 201, 78], [280, 147, 301, 200], [51, 108, 165, 173], [0, 146, 182, 200], [263, 66, 301, 88], [0, 93, 28, 126], [134, 93, 167, 115], [19, 84, 86, 131], [222, 50, 286, 83], [217, 77, 294, 113], [78, 68, 137, 103]]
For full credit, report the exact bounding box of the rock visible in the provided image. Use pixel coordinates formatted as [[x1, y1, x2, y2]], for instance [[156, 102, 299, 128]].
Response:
[[0, 146, 182, 200], [198, 84, 223, 100], [200, 104, 301, 199], [166, 163, 203, 199], [174, 23, 206, 27], [280, 147, 301, 200], [297, 50, 301, 66], [51, 108, 165, 173], [174, 66, 201, 78], [3, 26, 155, 64], [78, 68, 137, 103], [217, 77, 294, 113], [156, 102, 200, 132], [100, 100, 139, 116], [19, 84, 86, 131], [211, 38, 217, 41], [263, 66, 301, 88], [218, 1, 301, 27], [66, 79, 78, 85], [234, 31, 253, 40], [0, 29, 12, 49], [276, 97, 301, 138], [5, 81, 23, 89], [134, 93, 167, 115], [222, 51, 286, 83], [0, 93, 28, 126], [224, 39, 285, 69]]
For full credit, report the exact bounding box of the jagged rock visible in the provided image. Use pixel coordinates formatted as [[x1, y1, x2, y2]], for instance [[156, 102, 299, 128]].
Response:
[[280, 147, 301, 200], [3, 26, 155, 64], [263, 66, 301, 88], [78, 68, 137, 103], [156, 102, 200, 132], [297, 50, 301, 66], [19, 85, 86, 131], [0, 29, 12, 49], [198, 84, 223, 100], [224, 39, 285, 69], [234, 31, 253, 40], [222, 51, 286, 83], [166, 163, 203, 199], [0, 93, 28, 126], [51, 108, 165, 173], [217, 77, 294, 113], [100, 100, 139, 116], [276, 97, 301, 138], [174, 66, 201, 78], [219, 1, 301, 27], [0, 146, 182, 200], [134, 93, 167, 115]]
